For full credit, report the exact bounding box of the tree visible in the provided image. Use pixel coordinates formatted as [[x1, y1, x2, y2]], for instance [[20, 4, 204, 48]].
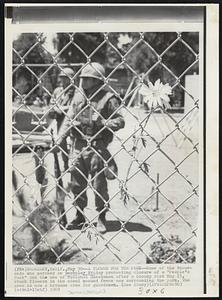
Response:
[[105, 32, 199, 107], [55, 33, 106, 64], [13, 33, 54, 98]]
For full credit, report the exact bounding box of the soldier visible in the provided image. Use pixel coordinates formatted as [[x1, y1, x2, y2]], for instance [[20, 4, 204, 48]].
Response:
[[54, 62, 125, 233], [49, 67, 75, 170]]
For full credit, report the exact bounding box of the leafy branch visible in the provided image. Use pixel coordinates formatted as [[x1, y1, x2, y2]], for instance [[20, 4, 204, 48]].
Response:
[[120, 114, 152, 206]]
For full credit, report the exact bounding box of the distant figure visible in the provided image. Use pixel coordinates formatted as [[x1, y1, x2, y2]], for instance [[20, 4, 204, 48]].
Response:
[[33, 96, 45, 107], [42, 92, 50, 106], [49, 67, 75, 170]]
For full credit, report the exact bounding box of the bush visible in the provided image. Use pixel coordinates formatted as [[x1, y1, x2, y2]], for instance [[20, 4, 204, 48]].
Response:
[[147, 235, 196, 264]]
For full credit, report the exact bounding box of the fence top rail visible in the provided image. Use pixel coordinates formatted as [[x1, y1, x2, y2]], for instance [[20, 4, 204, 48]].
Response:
[[12, 63, 84, 67]]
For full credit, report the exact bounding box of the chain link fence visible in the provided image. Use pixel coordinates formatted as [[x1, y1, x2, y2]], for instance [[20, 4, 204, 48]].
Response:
[[12, 32, 199, 265]]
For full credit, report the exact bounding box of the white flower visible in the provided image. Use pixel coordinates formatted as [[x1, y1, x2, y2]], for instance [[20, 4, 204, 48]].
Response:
[[139, 79, 172, 110], [117, 34, 132, 49]]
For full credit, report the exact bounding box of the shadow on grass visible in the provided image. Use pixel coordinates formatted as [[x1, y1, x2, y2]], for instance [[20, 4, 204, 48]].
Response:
[[105, 220, 152, 232]]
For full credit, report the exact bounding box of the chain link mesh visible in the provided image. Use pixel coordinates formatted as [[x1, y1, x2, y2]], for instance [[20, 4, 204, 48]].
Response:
[[12, 32, 199, 265]]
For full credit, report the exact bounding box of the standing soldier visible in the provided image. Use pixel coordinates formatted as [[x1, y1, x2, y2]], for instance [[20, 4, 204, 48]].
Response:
[[49, 67, 75, 171], [53, 62, 125, 233]]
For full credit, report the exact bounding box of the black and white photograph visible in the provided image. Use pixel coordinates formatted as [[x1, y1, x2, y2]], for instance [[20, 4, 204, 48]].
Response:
[[4, 3, 219, 298], [12, 30, 200, 265]]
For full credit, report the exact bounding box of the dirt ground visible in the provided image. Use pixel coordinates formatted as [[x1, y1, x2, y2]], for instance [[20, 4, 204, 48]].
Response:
[[12, 107, 199, 264]]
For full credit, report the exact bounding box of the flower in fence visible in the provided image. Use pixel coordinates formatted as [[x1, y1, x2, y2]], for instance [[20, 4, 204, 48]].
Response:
[[139, 79, 172, 110]]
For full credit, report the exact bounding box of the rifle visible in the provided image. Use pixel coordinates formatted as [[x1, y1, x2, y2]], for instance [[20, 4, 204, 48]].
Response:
[[51, 129, 67, 227]]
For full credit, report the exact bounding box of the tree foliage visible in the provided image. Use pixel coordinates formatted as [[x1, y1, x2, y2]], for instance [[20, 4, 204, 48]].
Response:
[[13, 33, 54, 97], [105, 32, 199, 78], [55, 33, 106, 64], [13, 33, 52, 64], [104, 32, 198, 106]]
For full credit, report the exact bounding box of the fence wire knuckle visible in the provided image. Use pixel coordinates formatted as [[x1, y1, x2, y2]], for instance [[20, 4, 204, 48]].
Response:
[[12, 32, 199, 264]]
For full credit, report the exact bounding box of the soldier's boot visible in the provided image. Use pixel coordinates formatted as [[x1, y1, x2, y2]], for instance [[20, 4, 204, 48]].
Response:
[[66, 210, 85, 230], [96, 212, 107, 234]]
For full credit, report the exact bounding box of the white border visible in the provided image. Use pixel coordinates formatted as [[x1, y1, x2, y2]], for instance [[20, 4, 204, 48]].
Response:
[[4, 3, 217, 7], [4, 5, 219, 297]]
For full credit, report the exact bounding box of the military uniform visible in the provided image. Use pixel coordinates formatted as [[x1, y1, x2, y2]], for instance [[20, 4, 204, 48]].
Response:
[[57, 87, 125, 231], [50, 68, 75, 170], [50, 86, 75, 130]]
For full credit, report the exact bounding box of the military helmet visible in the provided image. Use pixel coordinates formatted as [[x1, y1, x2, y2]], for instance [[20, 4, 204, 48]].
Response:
[[79, 62, 105, 81], [59, 67, 75, 77]]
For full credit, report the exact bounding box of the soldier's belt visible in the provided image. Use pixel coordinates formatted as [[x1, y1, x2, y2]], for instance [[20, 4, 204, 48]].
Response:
[[75, 138, 104, 148]]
